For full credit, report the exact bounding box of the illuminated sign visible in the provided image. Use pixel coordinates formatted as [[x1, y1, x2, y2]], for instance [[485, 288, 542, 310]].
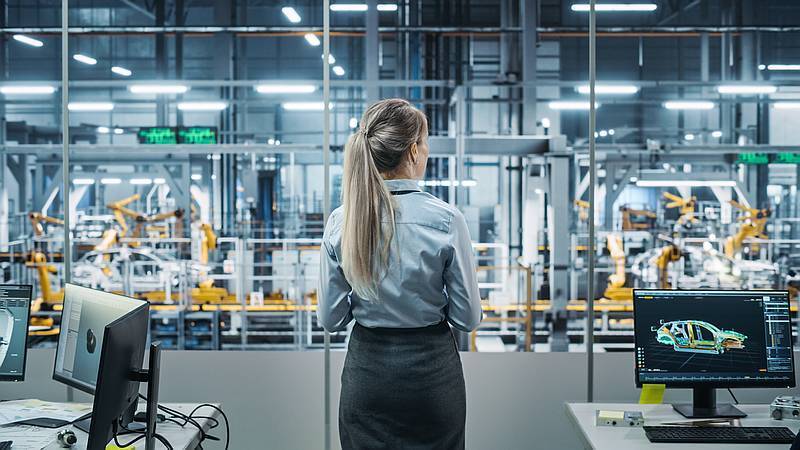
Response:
[[774, 153, 800, 164], [736, 153, 769, 165], [178, 127, 217, 144], [138, 127, 177, 144], [138, 126, 218, 144]]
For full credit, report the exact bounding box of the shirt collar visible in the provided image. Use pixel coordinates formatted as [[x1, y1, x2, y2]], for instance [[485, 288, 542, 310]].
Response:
[[384, 178, 421, 193]]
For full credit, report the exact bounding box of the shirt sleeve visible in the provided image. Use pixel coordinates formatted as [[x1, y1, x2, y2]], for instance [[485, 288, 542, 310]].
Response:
[[443, 210, 483, 332], [317, 227, 354, 332]]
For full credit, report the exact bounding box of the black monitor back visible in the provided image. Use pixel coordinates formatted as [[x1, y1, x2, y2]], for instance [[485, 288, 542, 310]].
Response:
[[86, 302, 149, 450]]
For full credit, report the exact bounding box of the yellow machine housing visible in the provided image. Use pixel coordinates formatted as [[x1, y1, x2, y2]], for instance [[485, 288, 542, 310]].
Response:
[[724, 200, 770, 258], [663, 192, 698, 225]]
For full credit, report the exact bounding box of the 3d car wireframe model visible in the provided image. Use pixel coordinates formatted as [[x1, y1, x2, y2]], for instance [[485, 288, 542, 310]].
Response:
[[653, 320, 747, 354]]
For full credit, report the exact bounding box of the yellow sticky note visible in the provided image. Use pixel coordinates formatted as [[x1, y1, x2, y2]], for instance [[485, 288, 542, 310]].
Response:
[[639, 384, 666, 404], [106, 445, 135, 450]]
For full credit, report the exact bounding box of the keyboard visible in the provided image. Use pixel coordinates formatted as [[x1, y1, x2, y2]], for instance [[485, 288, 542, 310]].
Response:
[[644, 426, 796, 444], [0, 441, 11, 450]]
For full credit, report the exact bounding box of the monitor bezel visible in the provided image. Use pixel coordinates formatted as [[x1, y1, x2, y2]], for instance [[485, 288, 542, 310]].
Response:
[[633, 289, 796, 389], [52, 283, 149, 394], [0, 284, 33, 382]]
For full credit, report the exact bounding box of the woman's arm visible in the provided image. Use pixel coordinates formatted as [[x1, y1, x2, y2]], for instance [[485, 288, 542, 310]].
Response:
[[318, 236, 354, 332], [443, 210, 483, 332]]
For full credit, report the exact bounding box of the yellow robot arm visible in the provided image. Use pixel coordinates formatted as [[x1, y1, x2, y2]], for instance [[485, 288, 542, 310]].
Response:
[[606, 234, 626, 289]]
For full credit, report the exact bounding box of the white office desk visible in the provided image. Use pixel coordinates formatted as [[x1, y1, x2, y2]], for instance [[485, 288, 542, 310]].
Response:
[[566, 403, 800, 449], [1, 403, 221, 450]]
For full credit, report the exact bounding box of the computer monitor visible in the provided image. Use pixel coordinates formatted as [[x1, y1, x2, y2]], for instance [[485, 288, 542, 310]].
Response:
[[53, 283, 148, 393], [84, 299, 150, 450], [634, 289, 795, 419], [0, 285, 33, 381]]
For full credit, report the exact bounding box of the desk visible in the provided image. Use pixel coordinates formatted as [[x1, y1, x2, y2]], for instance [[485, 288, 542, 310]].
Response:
[[1, 403, 220, 450], [566, 403, 800, 449]]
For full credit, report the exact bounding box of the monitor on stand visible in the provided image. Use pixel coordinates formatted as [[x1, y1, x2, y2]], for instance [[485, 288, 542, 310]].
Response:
[[634, 289, 795, 419], [0, 285, 33, 382]]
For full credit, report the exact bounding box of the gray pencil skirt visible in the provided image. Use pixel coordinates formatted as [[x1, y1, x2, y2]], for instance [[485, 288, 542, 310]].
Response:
[[339, 320, 467, 450]]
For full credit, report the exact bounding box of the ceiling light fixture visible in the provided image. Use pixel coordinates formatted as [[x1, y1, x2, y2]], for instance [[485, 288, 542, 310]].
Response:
[[12, 35, 43, 47], [129, 84, 189, 94], [73, 178, 96, 185], [774, 102, 800, 109], [153, 178, 166, 185], [73, 54, 98, 65], [281, 6, 302, 23], [711, 130, 723, 138], [548, 101, 600, 110], [190, 174, 202, 181], [576, 84, 639, 95], [282, 102, 332, 111], [100, 178, 122, 185], [322, 54, 336, 64], [177, 101, 228, 111], [67, 102, 114, 111], [255, 84, 316, 94], [111, 66, 132, 77], [331, 4, 368, 11], [304, 33, 321, 46], [663, 101, 715, 110], [97, 126, 110, 134], [0, 85, 56, 95], [716, 85, 777, 95], [332, 66, 345, 76], [349, 117, 358, 129], [766, 64, 800, 71], [130, 178, 153, 185], [571, 3, 657, 12], [114, 128, 124, 134], [377, 4, 398, 11]]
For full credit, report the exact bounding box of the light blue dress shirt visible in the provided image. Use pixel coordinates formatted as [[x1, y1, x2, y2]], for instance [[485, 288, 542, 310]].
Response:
[[318, 179, 483, 332]]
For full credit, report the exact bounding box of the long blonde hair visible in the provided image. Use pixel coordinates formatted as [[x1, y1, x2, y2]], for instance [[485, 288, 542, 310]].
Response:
[[341, 98, 427, 300]]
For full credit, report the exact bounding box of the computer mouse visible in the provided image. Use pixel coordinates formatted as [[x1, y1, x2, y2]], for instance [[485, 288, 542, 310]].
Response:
[[86, 329, 96, 353]]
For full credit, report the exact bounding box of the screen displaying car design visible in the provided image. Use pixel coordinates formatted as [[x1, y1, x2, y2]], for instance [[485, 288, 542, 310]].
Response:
[[654, 320, 747, 355], [0, 309, 13, 367]]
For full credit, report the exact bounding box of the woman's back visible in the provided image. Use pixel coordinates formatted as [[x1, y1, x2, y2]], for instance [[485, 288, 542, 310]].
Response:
[[319, 178, 481, 332]]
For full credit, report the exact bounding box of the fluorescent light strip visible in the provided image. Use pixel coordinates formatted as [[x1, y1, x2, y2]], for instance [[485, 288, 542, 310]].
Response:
[[377, 4, 398, 11], [576, 84, 639, 95], [111, 66, 132, 77], [97, 126, 110, 134], [774, 102, 800, 109], [153, 178, 166, 185], [282, 102, 332, 111], [281, 6, 302, 23], [767, 64, 800, 71], [711, 130, 723, 138], [12, 34, 43, 47], [68, 102, 114, 111], [331, 4, 368, 11], [129, 84, 189, 94], [304, 33, 321, 46], [73, 54, 97, 65], [571, 3, 657, 11], [113, 128, 124, 134], [636, 180, 736, 188], [255, 84, 316, 94], [332, 66, 345, 76], [548, 101, 600, 110], [190, 174, 202, 181], [0, 85, 56, 95], [663, 101, 715, 110], [716, 85, 777, 94], [130, 178, 153, 185], [177, 101, 228, 111], [100, 178, 122, 185], [73, 178, 95, 185]]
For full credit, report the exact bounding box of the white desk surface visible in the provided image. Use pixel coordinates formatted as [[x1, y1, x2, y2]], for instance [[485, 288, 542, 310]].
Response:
[[1, 403, 221, 450], [566, 403, 800, 450]]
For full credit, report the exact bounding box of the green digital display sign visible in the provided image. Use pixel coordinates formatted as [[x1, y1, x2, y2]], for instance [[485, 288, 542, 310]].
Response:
[[178, 127, 218, 144], [774, 153, 800, 164], [138, 127, 177, 144], [736, 152, 770, 165], [138, 126, 218, 145]]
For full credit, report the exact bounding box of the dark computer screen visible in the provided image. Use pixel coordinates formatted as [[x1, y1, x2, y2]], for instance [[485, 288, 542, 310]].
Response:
[[0, 285, 33, 381], [634, 290, 795, 387]]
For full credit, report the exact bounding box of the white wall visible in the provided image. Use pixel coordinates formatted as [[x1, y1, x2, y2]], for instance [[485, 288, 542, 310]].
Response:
[[8, 349, 800, 449]]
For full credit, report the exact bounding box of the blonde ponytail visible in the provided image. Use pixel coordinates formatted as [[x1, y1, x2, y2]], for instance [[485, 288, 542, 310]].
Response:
[[340, 99, 427, 300]]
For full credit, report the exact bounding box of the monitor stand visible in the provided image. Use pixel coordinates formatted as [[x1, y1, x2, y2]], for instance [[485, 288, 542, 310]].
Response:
[[672, 387, 747, 419]]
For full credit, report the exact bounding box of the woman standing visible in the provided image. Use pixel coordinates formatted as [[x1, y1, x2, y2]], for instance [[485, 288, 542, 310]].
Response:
[[318, 98, 482, 449]]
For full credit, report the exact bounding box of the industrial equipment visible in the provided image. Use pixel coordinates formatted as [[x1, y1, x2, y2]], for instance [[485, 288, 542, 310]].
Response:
[[620, 206, 657, 231], [603, 234, 632, 301], [724, 200, 771, 258], [663, 192, 698, 225]]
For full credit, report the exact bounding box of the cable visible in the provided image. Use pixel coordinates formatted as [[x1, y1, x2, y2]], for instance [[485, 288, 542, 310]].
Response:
[[188, 404, 230, 450], [727, 388, 740, 405]]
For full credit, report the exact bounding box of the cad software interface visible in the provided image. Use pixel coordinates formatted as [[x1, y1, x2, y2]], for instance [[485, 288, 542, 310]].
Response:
[[54, 285, 143, 390], [635, 290, 794, 385], [0, 286, 31, 378]]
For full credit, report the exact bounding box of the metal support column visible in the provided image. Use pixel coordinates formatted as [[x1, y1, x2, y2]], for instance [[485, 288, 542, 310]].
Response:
[[521, 0, 537, 135], [548, 155, 571, 352], [586, 0, 597, 402], [155, 0, 167, 126], [365, 0, 379, 103], [61, 0, 71, 284], [322, 1, 332, 449]]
